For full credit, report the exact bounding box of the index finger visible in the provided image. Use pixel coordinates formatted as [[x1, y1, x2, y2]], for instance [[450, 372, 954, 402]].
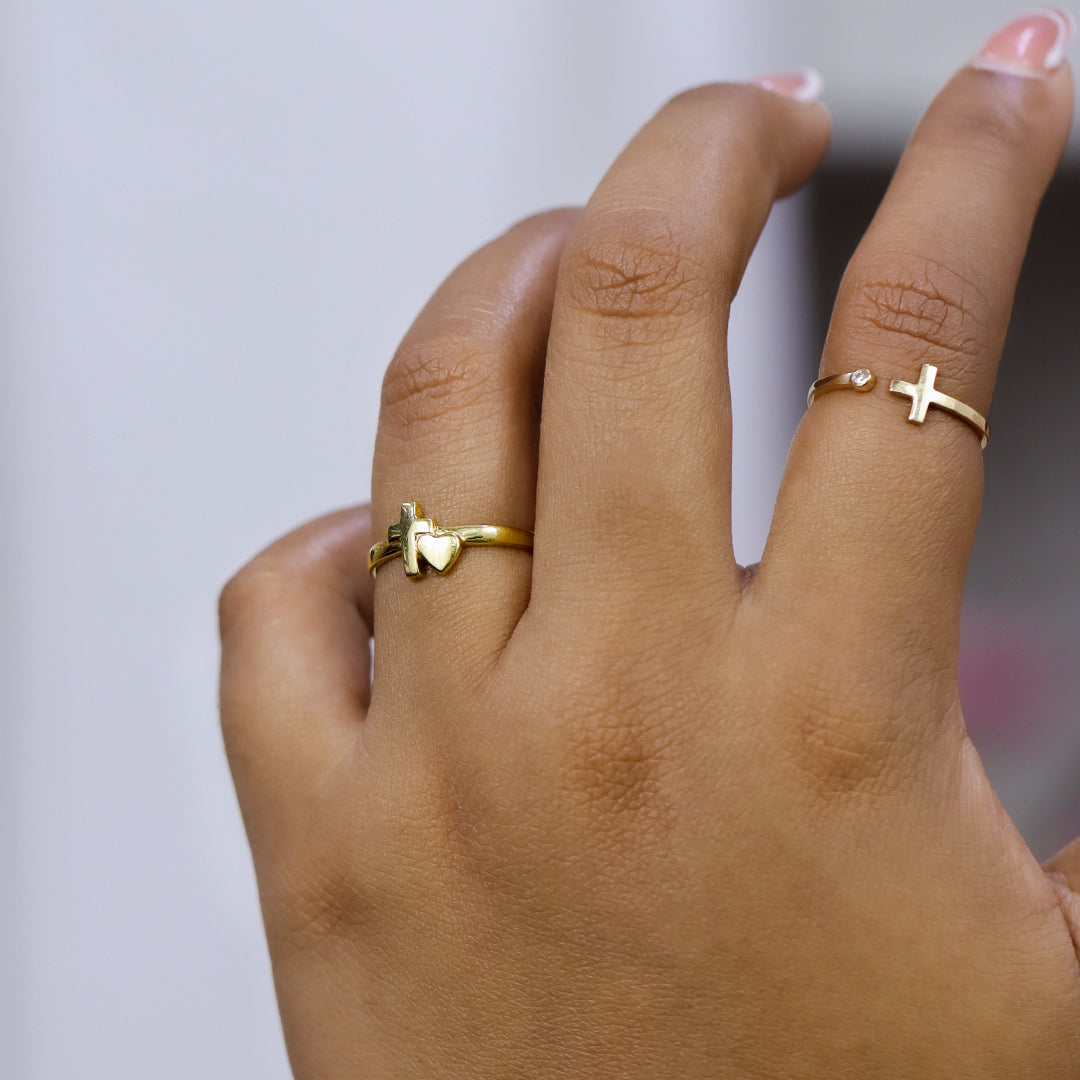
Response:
[[761, 11, 1074, 722], [219, 506, 374, 850]]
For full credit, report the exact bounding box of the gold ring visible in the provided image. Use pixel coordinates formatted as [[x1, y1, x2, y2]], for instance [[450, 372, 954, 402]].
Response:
[[806, 363, 990, 449], [806, 366, 877, 407], [368, 501, 533, 578]]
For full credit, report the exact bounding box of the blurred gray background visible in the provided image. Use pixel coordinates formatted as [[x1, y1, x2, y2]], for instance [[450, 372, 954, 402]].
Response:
[[2, 2, 1077, 1077]]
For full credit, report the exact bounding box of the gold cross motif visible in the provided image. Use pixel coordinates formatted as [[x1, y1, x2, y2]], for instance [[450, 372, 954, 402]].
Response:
[[889, 364, 950, 423], [387, 501, 433, 577], [368, 499, 534, 578]]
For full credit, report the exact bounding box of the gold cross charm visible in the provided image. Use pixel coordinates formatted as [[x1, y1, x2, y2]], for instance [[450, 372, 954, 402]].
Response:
[[387, 501, 433, 577], [888, 363, 990, 448], [889, 364, 949, 423]]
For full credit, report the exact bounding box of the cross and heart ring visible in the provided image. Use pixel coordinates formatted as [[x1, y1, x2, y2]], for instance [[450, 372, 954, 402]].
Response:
[[367, 502, 534, 579]]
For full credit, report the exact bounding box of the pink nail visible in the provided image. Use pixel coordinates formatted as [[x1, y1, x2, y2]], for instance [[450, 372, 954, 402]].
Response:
[[748, 67, 824, 103], [972, 8, 1076, 77]]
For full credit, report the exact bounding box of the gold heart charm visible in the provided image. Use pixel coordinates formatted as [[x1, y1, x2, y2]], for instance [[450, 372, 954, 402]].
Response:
[[416, 530, 463, 573]]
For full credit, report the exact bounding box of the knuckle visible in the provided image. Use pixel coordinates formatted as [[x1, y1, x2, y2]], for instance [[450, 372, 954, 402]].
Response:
[[267, 843, 378, 955], [380, 338, 503, 447], [777, 671, 915, 800], [547, 653, 682, 838], [845, 256, 990, 374], [776, 640, 961, 802], [560, 210, 711, 331], [792, 705, 903, 799], [258, 782, 388, 955], [565, 708, 662, 818], [218, 558, 299, 752], [218, 557, 287, 641]]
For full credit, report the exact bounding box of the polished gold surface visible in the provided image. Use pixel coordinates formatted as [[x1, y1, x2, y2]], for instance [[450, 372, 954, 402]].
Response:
[[888, 364, 990, 448], [368, 501, 533, 578], [806, 367, 877, 408], [807, 364, 989, 449]]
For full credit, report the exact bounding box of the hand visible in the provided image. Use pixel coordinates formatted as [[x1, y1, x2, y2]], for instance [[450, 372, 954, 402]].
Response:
[[220, 12, 1080, 1078]]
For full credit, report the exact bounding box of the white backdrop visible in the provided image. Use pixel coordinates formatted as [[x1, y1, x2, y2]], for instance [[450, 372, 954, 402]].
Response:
[[4, 2, 1071, 1077]]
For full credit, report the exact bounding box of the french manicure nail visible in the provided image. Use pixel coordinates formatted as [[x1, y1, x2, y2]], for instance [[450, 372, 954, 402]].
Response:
[[748, 67, 824, 103], [972, 8, 1076, 77]]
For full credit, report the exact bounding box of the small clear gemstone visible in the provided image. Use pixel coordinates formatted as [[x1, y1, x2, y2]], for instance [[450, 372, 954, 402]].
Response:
[[850, 368, 871, 387]]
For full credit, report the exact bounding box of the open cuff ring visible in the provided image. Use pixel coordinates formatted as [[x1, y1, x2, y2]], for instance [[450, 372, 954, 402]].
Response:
[[807, 363, 990, 449]]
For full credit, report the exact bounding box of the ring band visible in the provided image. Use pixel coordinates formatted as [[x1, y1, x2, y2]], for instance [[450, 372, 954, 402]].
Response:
[[807, 363, 990, 449], [806, 366, 877, 407], [368, 501, 533, 578]]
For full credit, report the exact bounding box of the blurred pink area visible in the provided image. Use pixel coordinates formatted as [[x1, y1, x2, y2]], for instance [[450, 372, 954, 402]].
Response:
[[959, 608, 1067, 741]]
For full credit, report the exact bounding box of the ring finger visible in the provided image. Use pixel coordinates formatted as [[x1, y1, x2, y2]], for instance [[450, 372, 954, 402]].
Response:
[[761, 10, 1075, 727], [370, 209, 578, 687]]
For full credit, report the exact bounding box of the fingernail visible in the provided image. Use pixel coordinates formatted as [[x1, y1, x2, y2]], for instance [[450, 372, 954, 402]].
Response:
[[748, 67, 824, 103], [972, 8, 1076, 77]]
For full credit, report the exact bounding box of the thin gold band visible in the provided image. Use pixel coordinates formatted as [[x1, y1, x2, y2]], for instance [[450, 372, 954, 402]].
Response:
[[807, 363, 990, 449], [806, 367, 878, 407], [368, 502, 533, 578]]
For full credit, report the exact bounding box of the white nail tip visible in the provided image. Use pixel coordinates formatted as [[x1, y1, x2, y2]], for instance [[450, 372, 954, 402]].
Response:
[[970, 57, 1050, 78], [750, 66, 825, 103], [1039, 7, 1076, 68], [792, 67, 825, 103]]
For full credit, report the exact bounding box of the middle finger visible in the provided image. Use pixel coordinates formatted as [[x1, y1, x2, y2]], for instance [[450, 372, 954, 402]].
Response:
[[528, 80, 831, 631]]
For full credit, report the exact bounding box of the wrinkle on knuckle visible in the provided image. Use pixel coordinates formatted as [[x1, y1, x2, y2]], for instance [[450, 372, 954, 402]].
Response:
[[268, 843, 378, 955], [380, 339, 504, 447], [847, 257, 989, 373], [567, 710, 659, 816], [846, 263, 989, 373], [434, 765, 516, 890], [778, 674, 914, 800], [551, 659, 681, 841], [561, 211, 711, 333]]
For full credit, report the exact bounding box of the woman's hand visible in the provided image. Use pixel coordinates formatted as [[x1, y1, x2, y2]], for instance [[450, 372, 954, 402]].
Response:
[[220, 11, 1080, 1078]]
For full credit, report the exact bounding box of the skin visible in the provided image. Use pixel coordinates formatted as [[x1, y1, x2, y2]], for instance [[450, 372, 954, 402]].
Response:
[[220, 48, 1080, 1080]]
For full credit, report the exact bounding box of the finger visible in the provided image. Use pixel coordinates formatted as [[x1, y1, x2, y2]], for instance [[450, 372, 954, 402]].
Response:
[[529, 79, 830, 624], [760, 13, 1074, 706], [219, 505, 373, 842], [369, 209, 578, 683], [1045, 837, 1080, 894], [1044, 838, 1080, 954]]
